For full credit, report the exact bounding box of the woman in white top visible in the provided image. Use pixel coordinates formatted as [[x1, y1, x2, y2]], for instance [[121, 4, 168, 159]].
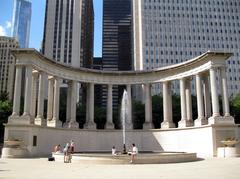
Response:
[[130, 143, 138, 163], [112, 146, 117, 155]]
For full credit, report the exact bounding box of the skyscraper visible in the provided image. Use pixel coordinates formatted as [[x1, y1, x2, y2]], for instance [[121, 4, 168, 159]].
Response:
[[0, 36, 19, 100], [133, 0, 240, 96], [11, 0, 31, 48], [102, 0, 132, 108], [42, 0, 94, 68]]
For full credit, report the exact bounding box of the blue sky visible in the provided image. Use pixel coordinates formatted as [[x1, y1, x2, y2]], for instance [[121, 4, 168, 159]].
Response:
[[0, 0, 103, 57]]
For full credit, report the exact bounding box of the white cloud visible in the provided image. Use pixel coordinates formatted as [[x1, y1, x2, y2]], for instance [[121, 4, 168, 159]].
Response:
[[0, 26, 6, 36], [6, 21, 11, 29]]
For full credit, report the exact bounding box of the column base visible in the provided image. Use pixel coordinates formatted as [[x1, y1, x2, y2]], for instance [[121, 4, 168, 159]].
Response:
[[105, 122, 115, 129], [47, 119, 62, 128], [161, 121, 176, 129], [35, 117, 47, 127], [66, 121, 79, 129], [208, 116, 235, 125], [8, 114, 34, 125], [194, 118, 208, 127], [143, 122, 153, 129], [84, 121, 96, 129], [178, 120, 193, 128]]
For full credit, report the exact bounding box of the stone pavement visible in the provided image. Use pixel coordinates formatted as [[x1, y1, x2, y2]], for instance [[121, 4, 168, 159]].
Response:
[[0, 158, 240, 179]]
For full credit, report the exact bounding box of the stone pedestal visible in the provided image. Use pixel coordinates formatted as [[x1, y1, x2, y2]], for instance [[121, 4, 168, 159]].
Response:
[[143, 122, 153, 129], [84, 121, 96, 129], [194, 118, 208, 127], [217, 147, 239, 158], [208, 116, 235, 125], [161, 121, 175, 129], [178, 120, 193, 128], [105, 122, 115, 129], [35, 118, 47, 127], [48, 119, 62, 128]]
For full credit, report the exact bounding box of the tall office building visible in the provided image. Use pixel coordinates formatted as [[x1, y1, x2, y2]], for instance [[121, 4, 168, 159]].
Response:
[[11, 0, 31, 48], [42, 0, 94, 68], [0, 36, 19, 100], [102, 0, 132, 108], [133, 0, 240, 96]]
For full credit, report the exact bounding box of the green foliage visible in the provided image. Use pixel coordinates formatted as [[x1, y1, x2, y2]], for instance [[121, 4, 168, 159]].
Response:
[[0, 92, 12, 141], [230, 94, 240, 124], [132, 100, 145, 129]]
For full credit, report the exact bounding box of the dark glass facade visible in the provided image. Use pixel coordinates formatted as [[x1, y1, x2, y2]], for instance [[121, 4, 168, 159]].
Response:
[[102, 0, 132, 109]]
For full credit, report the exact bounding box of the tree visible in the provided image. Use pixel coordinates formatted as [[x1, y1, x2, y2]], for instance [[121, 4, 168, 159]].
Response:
[[132, 100, 145, 129], [0, 92, 12, 141], [230, 94, 240, 124]]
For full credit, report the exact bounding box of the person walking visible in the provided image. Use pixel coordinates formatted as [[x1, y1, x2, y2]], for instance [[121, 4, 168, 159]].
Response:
[[130, 143, 138, 163]]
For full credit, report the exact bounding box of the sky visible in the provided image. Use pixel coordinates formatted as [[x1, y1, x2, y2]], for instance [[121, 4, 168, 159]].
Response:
[[0, 0, 103, 57]]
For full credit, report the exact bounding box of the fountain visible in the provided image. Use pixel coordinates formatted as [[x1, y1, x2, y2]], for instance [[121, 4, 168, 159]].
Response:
[[121, 90, 129, 154]]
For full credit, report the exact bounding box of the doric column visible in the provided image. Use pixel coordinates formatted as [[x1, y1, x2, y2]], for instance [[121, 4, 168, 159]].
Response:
[[51, 77, 62, 127], [30, 71, 39, 118], [36, 72, 47, 126], [85, 83, 95, 129], [22, 65, 34, 124], [127, 84, 133, 129], [68, 80, 79, 128], [106, 84, 114, 129], [143, 83, 153, 129], [194, 74, 207, 126], [178, 78, 191, 127], [185, 79, 193, 125], [161, 81, 175, 129], [203, 76, 211, 119], [10, 65, 23, 117], [47, 77, 54, 121], [220, 67, 230, 117], [209, 68, 220, 117]]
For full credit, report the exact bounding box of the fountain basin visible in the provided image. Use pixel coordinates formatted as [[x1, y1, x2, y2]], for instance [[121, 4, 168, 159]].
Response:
[[52, 151, 198, 164]]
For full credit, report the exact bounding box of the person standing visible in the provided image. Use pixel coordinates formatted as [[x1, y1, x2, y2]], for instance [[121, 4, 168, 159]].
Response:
[[130, 143, 138, 163]]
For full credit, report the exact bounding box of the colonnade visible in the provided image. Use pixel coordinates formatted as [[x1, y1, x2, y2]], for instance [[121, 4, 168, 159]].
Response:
[[9, 65, 233, 129], [8, 50, 234, 129]]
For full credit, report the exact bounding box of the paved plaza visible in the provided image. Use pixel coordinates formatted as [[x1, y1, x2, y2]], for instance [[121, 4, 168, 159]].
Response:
[[0, 157, 239, 179]]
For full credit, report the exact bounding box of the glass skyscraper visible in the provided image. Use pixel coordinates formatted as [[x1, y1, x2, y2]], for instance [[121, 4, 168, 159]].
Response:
[[102, 0, 132, 109], [11, 0, 32, 48]]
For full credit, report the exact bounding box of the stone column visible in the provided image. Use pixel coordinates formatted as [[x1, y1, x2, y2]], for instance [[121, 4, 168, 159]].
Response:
[[30, 71, 38, 118], [143, 83, 153, 129], [10, 65, 23, 117], [203, 76, 211, 119], [220, 67, 230, 117], [85, 83, 95, 129], [68, 80, 79, 128], [127, 84, 133, 129], [51, 77, 62, 127], [185, 79, 193, 126], [161, 81, 175, 129], [210, 68, 220, 117], [22, 65, 34, 124], [194, 74, 207, 126], [36, 72, 47, 126], [178, 78, 191, 127], [106, 84, 114, 129], [208, 68, 221, 124], [47, 77, 54, 121]]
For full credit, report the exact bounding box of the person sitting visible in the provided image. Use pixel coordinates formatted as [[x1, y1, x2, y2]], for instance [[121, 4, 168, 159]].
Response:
[[54, 144, 61, 153], [129, 143, 138, 163], [112, 146, 117, 155]]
